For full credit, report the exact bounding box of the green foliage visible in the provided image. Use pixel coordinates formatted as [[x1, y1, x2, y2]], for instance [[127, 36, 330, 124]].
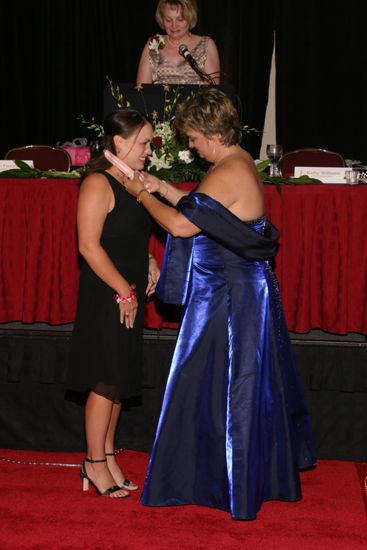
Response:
[[256, 159, 322, 194], [76, 115, 104, 138], [0, 159, 81, 179]]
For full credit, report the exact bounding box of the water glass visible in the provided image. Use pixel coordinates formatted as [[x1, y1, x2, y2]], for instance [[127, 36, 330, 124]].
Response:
[[344, 170, 359, 185]]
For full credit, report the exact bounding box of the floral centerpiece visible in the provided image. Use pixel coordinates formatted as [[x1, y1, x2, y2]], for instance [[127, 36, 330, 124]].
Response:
[[80, 77, 208, 182], [138, 82, 208, 182], [79, 77, 258, 184]]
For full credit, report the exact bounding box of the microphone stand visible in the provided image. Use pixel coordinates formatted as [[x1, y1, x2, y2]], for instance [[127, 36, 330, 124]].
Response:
[[198, 71, 216, 85], [188, 63, 216, 85]]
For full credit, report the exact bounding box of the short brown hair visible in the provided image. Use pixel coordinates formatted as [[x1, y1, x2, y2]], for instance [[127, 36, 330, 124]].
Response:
[[155, 0, 198, 30], [175, 88, 242, 146]]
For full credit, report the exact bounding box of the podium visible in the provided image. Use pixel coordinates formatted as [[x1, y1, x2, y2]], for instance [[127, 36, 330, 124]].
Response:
[[103, 83, 237, 119]]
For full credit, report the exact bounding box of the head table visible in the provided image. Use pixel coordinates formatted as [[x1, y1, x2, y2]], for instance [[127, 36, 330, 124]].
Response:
[[0, 177, 366, 335]]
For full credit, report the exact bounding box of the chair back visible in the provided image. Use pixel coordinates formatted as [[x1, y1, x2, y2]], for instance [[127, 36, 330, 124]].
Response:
[[279, 148, 345, 177], [5, 145, 72, 171]]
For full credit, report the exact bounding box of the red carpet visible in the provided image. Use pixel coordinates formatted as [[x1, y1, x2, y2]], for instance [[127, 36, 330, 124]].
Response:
[[0, 449, 366, 550]]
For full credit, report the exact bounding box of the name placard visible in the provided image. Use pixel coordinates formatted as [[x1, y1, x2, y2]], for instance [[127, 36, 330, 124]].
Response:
[[0, 160, 34, 172], [294, 166, 349, 184]]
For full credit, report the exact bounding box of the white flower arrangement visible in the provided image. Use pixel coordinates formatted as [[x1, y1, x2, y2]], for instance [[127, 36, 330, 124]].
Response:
[[145, 86, 207, 182], [148, 34, 165, 53], [80, 78, 258, 183], [78, 79, 207, 182]]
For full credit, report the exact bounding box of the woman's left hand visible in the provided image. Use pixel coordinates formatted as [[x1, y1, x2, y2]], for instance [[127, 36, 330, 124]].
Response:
[[139, 172, 162, 194], [146, 255, 160, 296]]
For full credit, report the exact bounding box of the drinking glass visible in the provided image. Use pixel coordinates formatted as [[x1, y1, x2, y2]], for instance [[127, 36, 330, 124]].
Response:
[[344, 170, 359, 185], [266, 144, 283, 177]]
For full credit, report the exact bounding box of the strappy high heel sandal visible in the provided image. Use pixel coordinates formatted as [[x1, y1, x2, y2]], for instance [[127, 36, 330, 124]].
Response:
[[105, 452, 139, 491], [80, 457, 130, 498]]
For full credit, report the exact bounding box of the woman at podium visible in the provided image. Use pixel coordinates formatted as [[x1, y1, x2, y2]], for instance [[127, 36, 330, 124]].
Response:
[[137, 0, 220, 84]]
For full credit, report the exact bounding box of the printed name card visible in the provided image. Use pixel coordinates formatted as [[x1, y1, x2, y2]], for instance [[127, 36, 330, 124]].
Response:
[[294, 166, 349, 183], [0, 160, 34, 171]]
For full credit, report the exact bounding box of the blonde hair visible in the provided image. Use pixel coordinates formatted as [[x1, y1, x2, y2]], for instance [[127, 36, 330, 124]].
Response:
[[175, 88, 242, 147], [155, 0, 198, 30]]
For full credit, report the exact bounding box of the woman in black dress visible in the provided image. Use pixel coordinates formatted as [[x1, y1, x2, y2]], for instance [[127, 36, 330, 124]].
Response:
[[67, 109, 159, 498]]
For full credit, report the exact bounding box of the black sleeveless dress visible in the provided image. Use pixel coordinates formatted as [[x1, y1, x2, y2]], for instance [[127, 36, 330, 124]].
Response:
[[67, 171, 152, 402]]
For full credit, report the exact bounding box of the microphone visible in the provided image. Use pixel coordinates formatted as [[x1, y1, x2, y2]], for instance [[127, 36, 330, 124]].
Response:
[[178, 44, 200, 70], [178, 44, 216, 85]]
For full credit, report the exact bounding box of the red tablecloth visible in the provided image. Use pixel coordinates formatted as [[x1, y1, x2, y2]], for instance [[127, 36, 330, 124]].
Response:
[[1, 178, 366, 334], [145, 183, 367, 334], [0, 178, 80, 324], [264, 184, 367, 334]]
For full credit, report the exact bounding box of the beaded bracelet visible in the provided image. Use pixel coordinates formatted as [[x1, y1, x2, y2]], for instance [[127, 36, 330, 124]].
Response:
[[115, 285, 137, 304]]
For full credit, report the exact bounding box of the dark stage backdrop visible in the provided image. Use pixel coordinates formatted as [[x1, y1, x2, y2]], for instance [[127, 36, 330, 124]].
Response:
[[0, 1, 365, 161], [1, 329, 366, 460]]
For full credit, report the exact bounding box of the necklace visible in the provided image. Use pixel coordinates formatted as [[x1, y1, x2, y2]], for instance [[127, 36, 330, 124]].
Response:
[[167, 33, 191, 48]]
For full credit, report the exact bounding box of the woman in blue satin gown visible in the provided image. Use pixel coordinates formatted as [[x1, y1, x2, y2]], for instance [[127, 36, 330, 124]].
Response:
[[123, 88, 316, 520]]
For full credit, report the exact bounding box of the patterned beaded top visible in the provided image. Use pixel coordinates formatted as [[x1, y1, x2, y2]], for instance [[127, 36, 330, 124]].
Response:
[[149, 36, 210, 84]]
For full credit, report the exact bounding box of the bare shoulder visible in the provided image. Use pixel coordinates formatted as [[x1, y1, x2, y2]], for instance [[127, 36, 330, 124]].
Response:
[[192, 34, 216, 49], [79, 172, 112, 201], [207, 151, 260, 187], [223, 150, 255, 171], [81, 171, 109, 188], [206, 36, 218, 49], [197, 150, 264, 218]]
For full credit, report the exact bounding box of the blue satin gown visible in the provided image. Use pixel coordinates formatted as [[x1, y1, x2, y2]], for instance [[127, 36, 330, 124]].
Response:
[[141, 193, 316, 520]]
